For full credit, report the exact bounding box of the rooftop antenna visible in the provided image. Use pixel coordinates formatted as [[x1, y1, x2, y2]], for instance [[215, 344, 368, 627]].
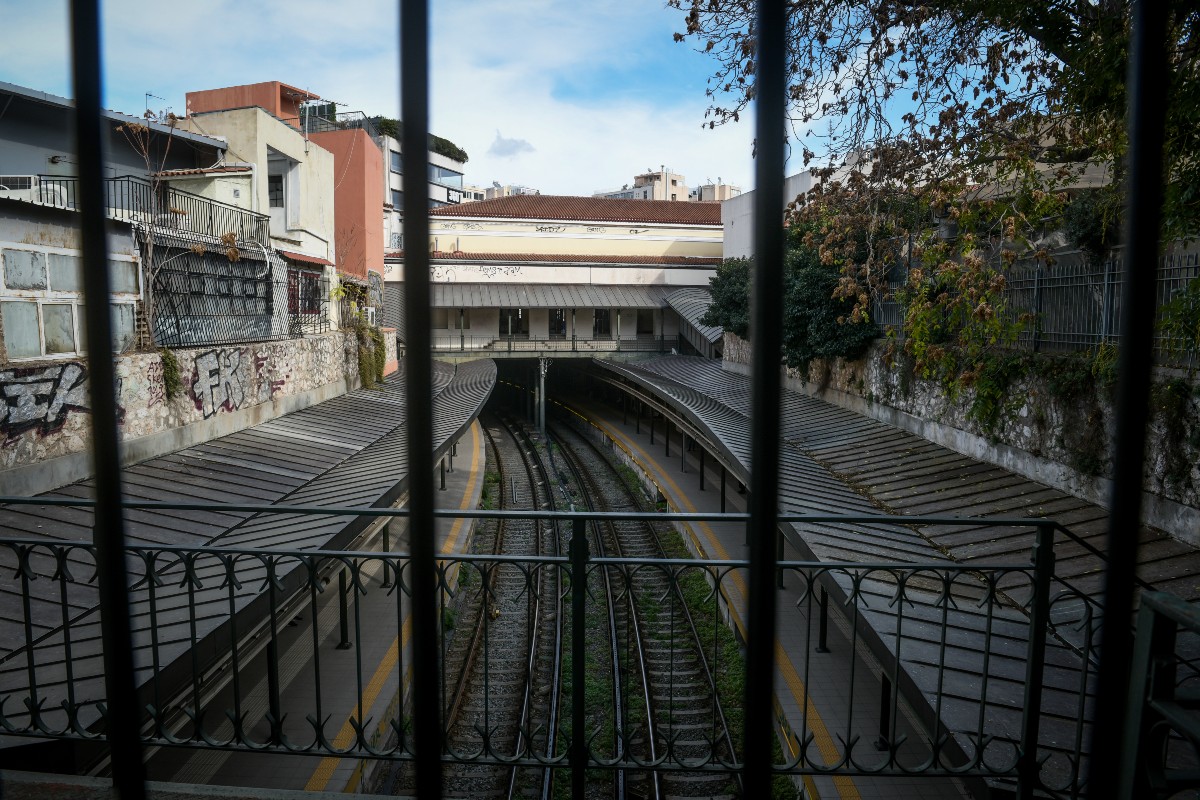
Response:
[[144, 92, 167, 117]]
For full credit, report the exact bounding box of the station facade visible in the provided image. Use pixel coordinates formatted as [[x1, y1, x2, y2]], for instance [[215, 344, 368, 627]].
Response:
[[382, 195, 725, 358]]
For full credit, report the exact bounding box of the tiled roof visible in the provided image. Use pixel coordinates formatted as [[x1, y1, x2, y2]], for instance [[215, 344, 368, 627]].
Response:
[[153, 166, 252, 177], [384, 250, 721, 266], [428, 195, 722, 225]]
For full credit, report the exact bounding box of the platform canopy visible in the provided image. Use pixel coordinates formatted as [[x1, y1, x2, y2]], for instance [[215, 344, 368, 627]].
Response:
[[665, 288, 721, 344], [429, 283, 676, 309]]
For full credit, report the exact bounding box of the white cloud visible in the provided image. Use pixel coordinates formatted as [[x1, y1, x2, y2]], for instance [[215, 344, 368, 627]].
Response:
[[0, 0, 757, 195]]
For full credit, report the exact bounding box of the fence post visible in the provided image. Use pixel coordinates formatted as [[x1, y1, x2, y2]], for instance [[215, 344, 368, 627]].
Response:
[[1018, 523, 1056, 799], [1033, 264, 1044, 353], [570, 518, 589, 799], [1101, 258, 1117, 340]]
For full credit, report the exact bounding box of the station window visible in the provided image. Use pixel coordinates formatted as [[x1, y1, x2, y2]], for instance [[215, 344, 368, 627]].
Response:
[[593, 308, 612, 338], [637, 309, 655, 334]]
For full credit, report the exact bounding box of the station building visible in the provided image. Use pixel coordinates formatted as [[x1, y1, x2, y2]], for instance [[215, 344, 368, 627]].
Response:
[[383, 194, 725, 359]]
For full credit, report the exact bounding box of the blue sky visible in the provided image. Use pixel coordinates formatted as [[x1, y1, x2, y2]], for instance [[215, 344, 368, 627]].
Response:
[[0, 0, 757, 196]]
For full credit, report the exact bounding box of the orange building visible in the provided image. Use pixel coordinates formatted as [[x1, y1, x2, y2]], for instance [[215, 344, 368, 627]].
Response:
[[307, 127, 383, 281]]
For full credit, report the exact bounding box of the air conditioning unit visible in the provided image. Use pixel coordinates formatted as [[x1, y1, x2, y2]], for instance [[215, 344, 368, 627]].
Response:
[[364, 306, 377, 326]]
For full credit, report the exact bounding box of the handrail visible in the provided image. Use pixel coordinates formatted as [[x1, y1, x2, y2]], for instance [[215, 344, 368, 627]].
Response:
[[32, 174, 270, 246]]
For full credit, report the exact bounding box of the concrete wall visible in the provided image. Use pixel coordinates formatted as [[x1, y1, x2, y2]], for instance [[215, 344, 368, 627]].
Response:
[[308, 128, 384, 280], [722, 171, 815, 259], [180, 108, 335, 262], [1, 331, 355, 495], [722, 334, 1200, 546]]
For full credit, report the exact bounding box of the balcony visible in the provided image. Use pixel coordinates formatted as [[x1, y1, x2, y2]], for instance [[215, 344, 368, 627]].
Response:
[[1, 174, 270, 247]]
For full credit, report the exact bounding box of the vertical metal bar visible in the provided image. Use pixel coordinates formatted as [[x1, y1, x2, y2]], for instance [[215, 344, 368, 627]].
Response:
[[699, 448, 705, 491], [1118, 595, 1178, 797], [440, 458, 447, 491], [337, 569, 352, 650], [400, 0, 441, 792], [1089, 3, 1169, 793], [1019, 524, 1056, 799], [69, 1, 145, 795], [815, 586, 829, 653], [875, 674, 893, 751], [720, 466, 726, 513], [1032, 266, 1043, 353], [571, 518, 588, 799], [381, 524, 393, 589], [743, 0, 787, 793]]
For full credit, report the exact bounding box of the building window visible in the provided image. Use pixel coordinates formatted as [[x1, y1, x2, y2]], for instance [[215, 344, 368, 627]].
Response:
[[391, 189, 402, 208], [499, 307, 528, 337], [550, 309, 567, 338], [268, 174, 284, 208], [390, 150, 402, 173], [593, 308, 612, 338], [671, 193, 677, 201], [1, 247, 139, 360], [637, 309, 655, 335], [428, 164, 464, 189]]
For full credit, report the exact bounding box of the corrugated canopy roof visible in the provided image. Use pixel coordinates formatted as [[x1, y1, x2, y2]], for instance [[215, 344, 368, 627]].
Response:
[[665, 288, 722, 344], [429, 283, 675, 308]]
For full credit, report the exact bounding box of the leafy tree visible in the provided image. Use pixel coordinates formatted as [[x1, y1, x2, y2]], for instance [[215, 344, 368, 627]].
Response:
[[701, 257, 751, 339], [670, 0, 1200, 240], [701, 230, 878, 371]]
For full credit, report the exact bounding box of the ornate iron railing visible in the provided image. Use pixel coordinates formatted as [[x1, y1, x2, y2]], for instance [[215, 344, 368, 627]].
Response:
[[1, 499, 1173, 798]]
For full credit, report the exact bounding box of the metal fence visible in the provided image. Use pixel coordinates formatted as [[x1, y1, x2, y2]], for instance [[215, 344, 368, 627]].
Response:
[[146, 231, 329, 347], [875, 252, 1200, 362], [33, 174, 270, 246], [3, 501, 1181, 798]]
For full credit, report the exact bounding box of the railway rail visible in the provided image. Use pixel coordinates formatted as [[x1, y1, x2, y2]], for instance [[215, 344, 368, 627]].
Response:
[[548, 417, 743, 799]]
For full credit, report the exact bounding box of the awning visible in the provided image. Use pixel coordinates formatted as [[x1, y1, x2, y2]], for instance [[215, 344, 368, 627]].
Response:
[[278, 249, 333, 267], [429, 283, 675, 309], [665, 288, 722, 344]]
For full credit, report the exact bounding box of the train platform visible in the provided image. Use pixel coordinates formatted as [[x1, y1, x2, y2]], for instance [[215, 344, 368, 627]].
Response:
[[565, 390, 974, 800], [149, 418, 489, 794]]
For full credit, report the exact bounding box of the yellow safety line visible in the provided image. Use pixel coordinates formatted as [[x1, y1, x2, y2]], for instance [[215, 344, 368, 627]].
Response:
[[305, 422, 483, 791], [591, 412, 861, 800]]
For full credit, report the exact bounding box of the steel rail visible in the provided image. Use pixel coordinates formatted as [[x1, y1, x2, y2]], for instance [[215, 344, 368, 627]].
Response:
[[552, 419, 743, 795], [496, 412, 562, 800], [442, 422, 510, 738], [547, 423, 648, 800]]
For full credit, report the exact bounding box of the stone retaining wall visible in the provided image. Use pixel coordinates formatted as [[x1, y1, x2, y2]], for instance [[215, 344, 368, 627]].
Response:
[[1, 331, 356, 494], [722, 333, 1200, 545]]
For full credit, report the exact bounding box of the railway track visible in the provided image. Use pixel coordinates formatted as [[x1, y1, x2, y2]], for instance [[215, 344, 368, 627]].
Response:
[[547, 418, 741, 799], [389, 411, 563, 798]]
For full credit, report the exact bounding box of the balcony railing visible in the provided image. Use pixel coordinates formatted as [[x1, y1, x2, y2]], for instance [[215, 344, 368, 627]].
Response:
[[295, 109, 379, 140], [26, 174, 270, 247]]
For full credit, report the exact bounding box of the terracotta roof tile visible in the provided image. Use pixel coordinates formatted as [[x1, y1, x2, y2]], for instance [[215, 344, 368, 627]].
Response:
[[384, 251, 721, 266], [429, 195, 721, 225]]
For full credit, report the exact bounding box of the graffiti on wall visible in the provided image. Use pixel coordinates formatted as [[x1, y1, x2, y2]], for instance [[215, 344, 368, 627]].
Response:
[[254, 352, 286, 399], [145, 360, 167, 408], [1, 363, 91, 440], [192, 349, 247, 419]]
